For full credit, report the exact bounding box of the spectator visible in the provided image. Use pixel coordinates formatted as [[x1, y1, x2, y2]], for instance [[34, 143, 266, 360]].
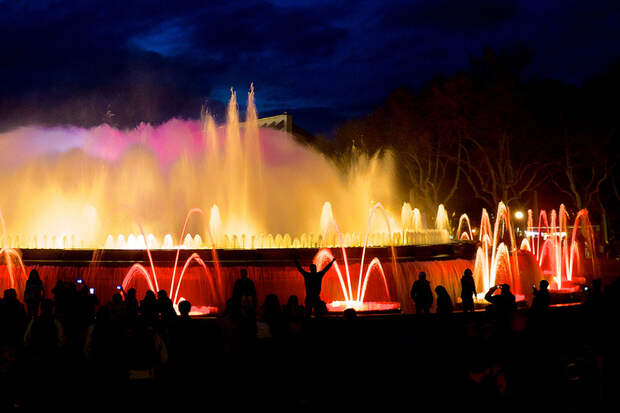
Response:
[[232, 269, 257, 310], [23, 299, 66, 356], [484, 284, 516, 318], [294, 257, 336, 316], [84, 306, 126, 383], [435, 285, 453, 315], [108, 292, 126, 322], [260, 294, 282, 339], [140, 290, 158, 324], [51, 280, 67, 318], [410, 271, 433, 314], [156, 290, 177, 322], [24, 269, 44, 318], [460, 268, 477, 313], [282, 295, 304, 336], [125, 288, 140, 321], [584, 278, 603, 314], [0, 289, 28, 348], [178, 300, 192, 320], [531, 280, 551, 313], [126, 319, 168, 381]]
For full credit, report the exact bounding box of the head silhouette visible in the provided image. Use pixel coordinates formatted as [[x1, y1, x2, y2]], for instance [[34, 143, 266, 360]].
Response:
[[157, 290, 168, 300], [287, 295, 299, 307], [240, 269, 248, 278], [3, 288, 17, 301], [112, 292, 123, 304], [500, 284, 511, 293], [127, 288, 137, 300], [144, 290, 156, 301], [464, 268, 473, 277], [343, 308, 357, 320], [539, 280, 549, 290], [310, 264, 317, 273], [28, 269, 41, 283], [418, 272, 427, 281], [435, 285, 447, 295], [178, 300, 191, 317]]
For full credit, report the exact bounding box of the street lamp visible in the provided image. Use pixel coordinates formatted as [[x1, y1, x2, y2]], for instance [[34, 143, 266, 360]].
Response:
[[514, 210, 525, 236]]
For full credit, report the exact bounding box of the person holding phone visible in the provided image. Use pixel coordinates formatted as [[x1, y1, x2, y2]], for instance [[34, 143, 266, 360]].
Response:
[[531, 280, 551, 313], [484, 284, 516, 318]]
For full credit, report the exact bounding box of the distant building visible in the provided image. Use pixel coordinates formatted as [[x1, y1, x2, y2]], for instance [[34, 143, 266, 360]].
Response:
[[257, 113, 292, 133], [257, 113, 330, 153]]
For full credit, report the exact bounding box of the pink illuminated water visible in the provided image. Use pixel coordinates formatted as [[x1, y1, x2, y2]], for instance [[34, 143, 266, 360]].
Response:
[[0, 86, 411, 249]]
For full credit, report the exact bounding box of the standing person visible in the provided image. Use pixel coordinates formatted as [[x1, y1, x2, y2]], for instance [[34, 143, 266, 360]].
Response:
[[24, 269, 44, 318], [232, 269, 257, 310], [461, 268, 477, 313], [125, 288, 140, 321], [531, 280, 551, 313], [294, 257, 336, 317], [410, 272, 433, 314]]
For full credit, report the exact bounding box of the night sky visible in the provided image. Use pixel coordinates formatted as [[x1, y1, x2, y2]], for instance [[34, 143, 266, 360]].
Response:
[[1, 0, 619, 134]]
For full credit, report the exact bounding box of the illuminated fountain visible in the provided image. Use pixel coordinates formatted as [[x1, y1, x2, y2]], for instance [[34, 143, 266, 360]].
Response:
[[0, 84, 464, 313], [520, 205, 596, 291], [0, 84, 453, 251], [0, 210, 27, 292], [469, 202, 596, 306], [473, 202, 521, 295], [0, 83, 598, 313], [314, 202, 400, 312], [119, 208, 222, 315], [456, 214, 473, 241]]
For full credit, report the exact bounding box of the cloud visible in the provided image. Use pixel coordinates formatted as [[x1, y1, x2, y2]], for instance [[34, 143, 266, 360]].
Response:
[[0, 0, 618, 134], [381, 0, 521, 33]]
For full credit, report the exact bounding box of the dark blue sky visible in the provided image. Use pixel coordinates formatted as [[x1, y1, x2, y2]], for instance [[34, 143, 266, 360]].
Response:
[[1, 0, 619, 134]]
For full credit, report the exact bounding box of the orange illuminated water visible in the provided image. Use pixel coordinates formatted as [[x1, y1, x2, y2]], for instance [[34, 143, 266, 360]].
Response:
[[0, 86, 452, 251]]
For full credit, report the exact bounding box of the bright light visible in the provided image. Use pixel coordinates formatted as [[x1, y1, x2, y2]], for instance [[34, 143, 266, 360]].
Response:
[[514, 210, 524, 220]]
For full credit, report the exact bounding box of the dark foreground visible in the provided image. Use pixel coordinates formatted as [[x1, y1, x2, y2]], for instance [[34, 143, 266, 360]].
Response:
[[2, 302, 619, 412]]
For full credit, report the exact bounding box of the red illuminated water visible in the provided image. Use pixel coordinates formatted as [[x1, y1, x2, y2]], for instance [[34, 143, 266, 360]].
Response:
[[315, 202, 400, 312], [0, 210, 27, 292], [521, 205, 596, 291], [120, 208, 223, 314]]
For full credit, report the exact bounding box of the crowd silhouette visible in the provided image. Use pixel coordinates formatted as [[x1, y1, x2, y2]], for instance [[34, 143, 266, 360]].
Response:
[[0, 266, 617, 410]]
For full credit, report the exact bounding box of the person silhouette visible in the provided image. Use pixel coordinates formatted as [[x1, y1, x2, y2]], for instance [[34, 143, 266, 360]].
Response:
[[460, 268, 477, 312], [24, 269, 44, 318], [410, 272, 433, 314], [435, 285, 453, 315], [584, 278, 603, 314], [484, 284, 516, 318], [156, 290, 176, 321], [232, 269, 257, 310], [178, 300, 191, 320], [294, 257, 336, 316], [0, 288, 27, 348], [140, 290, 157, 324], [531, 279, 551, 313], [125, 288, 139, 321]]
